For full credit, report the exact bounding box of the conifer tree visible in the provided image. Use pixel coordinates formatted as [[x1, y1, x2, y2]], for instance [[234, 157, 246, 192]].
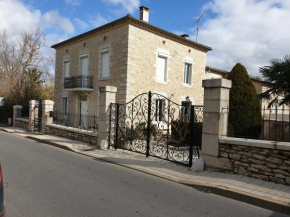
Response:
[[227, 63, 262, 138]]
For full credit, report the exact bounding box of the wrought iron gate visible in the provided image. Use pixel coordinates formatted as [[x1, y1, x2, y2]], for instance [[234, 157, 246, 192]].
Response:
[[108, 92, 203, 167], [33, 102, 42, 133]]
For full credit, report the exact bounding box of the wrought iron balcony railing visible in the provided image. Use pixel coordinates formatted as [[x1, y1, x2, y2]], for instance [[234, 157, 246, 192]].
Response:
[[64, 75, 93, 90]]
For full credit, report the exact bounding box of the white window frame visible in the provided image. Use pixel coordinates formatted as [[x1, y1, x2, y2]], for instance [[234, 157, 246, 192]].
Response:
[[79, 53, 89, 76], [62, 57, 70, 84], [156, 53, 168, 83], [100, 48, 110, 79], [98, 44, 111, 80], [183, 62, 192, 85]]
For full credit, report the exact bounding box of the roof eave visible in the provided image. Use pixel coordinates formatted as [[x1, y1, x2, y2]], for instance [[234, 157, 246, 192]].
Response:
[[51, 14, 212, 52]]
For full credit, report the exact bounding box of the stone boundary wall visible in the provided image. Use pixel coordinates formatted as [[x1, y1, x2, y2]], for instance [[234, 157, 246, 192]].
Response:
[[45, 123, 98, 145], [15, 118, 29, 131], [219, 137, 290, 185]]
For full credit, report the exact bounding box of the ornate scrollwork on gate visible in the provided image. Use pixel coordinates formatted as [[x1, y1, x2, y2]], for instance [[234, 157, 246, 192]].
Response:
[[108, 92, 203, 167]]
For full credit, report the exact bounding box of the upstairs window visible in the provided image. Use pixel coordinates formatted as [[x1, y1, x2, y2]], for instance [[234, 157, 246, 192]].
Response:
[[183, 63, 192, 85], [156, 55, 167, 82], [64, 59, 70, 78], [100, 48, 110, 78], [80, 54, 88, 76]]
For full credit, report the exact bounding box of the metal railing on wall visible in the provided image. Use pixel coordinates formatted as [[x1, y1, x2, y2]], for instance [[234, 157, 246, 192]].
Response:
[[51, 111, 98, 132], [223, 106, 290, 142], [64, 75, 93, 89]]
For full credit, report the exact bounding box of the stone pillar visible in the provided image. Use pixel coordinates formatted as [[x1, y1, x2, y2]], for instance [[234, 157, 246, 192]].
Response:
[[202, 78, 232, 170], [13, 105, 22, 127], [42, 100, 54, 134], [29, 100, 39, 132], [98, 86, 117, 149]]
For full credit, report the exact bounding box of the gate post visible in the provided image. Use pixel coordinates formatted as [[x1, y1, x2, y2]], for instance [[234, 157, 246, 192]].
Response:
[[189, 105, 195, 167], [146, 91, 152, 157], [13, 105, 22, 127], [98, 86, 117, 149], [41, 100, 54, 134], [29, 100, 39, 132], [202, 78, 232, 170]]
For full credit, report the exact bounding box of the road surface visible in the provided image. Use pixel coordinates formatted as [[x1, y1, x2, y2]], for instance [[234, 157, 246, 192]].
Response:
[[0, 131, 286, 217]]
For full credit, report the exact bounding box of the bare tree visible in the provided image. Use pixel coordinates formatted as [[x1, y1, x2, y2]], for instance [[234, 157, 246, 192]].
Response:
[[0, 28, 54, 119]]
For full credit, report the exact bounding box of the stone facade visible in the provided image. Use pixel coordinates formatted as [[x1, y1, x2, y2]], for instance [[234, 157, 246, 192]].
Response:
[[53, 24, 129, 119], [127, 24, 208, 104], [15, 118, 29, 131], [45, 124, 98, 145], [219, 143, 290, 185], [52, 14, 211, 128]]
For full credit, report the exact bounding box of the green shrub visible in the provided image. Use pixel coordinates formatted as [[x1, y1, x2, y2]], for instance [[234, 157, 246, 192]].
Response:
[[119, 122, 157, 142], [227, 63, 262, 138], [170, 120, 202, 147]]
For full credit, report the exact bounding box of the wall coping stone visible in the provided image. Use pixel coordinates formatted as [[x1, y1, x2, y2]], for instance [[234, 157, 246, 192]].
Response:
[[219, 136, 290, 151], [15, 118, 29, 123], [13, 105, 22, 109], [99, 86, 117, 93], [202, 78, 232, 89], [46, 123, 98, 137]]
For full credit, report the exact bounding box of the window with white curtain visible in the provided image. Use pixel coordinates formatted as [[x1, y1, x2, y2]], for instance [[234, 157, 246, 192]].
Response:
[[183, 63, 192, 85], [80, 55, 88, 76], [100, 48, 110, 78], [64, 60, 70, 78], [156, 55, 167, 82]]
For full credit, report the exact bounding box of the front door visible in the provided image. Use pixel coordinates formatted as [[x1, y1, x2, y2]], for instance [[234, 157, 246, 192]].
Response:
[[80, 95, 88, 129]]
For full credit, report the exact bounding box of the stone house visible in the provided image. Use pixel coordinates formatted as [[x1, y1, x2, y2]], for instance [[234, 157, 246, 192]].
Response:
[[51, 6, 212, 129]]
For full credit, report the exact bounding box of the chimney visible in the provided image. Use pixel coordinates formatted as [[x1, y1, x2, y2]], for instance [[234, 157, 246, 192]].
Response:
[[139, 6, 150, 22], [180, 34, 189, 39]]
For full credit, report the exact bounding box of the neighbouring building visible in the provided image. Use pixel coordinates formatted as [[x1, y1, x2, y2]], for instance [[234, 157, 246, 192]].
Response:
[[51, 6, 212, 129], [205, 66, 288, 111]]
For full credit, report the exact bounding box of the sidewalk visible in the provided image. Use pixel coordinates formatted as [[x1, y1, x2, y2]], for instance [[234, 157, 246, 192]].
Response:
[[1, 126, 290, 215]]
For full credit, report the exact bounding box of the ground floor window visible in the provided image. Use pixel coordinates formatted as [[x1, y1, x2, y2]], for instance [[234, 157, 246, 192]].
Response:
[[62, 97, 68, 117], [155, 99, 165, 121]]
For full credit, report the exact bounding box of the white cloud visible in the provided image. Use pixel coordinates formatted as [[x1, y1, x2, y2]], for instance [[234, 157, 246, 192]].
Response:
[[0, 0, 41, 39], [41, 10, 75, 34], [74, 18, 89, 30], [195, 0, 290, 76], [0, 0, 75, 37], [90, 14, 109, 28], [0, 0, 76, 74], [64, 0, 84, 6], [102, 0, 140, 14]]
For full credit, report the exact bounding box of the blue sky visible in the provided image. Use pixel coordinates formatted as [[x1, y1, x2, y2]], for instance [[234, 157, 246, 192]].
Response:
[[1, 0, 290, 76], [22, 0, 208, 38]]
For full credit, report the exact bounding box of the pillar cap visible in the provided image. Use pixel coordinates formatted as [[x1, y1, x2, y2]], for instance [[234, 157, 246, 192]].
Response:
[[202, 78, 232, 89], [42, 100, 54, 105], [13, 105, 22, 109], [29, 100, 39, 105], [99, 86, 117, 93]]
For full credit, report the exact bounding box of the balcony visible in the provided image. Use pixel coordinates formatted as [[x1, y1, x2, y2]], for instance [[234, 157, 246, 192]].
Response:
[[64, 75, 93, 91]]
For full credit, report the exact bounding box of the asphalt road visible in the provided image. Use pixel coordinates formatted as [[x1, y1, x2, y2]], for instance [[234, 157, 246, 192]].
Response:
[[0, 131, 287, 217]]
